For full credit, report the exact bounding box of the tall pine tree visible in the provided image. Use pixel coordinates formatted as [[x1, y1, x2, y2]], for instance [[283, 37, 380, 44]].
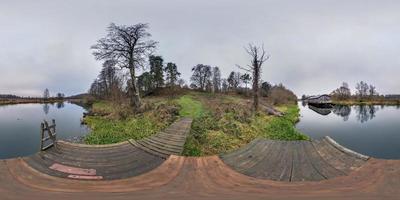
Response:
[[164, 62, 181, 86], [149, 55, 164, 88]]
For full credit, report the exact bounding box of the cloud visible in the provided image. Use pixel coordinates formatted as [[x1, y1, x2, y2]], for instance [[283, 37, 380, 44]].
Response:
[[0, 0, 399, 96]]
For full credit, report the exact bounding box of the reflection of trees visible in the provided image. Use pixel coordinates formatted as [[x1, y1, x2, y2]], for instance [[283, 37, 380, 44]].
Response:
[[43, 104, 50, 115], [56, 102, 65, 109], [355, 105, 378, 123], [301, 101, 307, 107], [332, 105, 351, 121]]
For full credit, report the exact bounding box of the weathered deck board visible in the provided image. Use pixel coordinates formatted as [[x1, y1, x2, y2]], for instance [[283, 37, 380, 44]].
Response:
[[291, 141, 325, 181], [221, 136, 369, 182], [302, 141, 346, 179], [131, 118, 192, 158], [1, 135, 399, 199], [21, 118, 193, 180], [264, 141, 294, 181]]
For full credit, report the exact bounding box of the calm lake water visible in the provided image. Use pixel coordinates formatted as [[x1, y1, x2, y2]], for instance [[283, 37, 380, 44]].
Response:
[[296, 102, 400, 159], [0, 102, 88, 159]]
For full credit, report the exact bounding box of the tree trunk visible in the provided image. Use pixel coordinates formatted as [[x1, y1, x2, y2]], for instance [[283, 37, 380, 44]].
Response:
[[253, 65, 259, 111], [129, 64, 141, 111]]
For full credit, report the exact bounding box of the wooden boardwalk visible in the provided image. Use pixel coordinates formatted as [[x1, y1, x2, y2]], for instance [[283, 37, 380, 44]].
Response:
[[220, 136, 369, 181], [22, 118, 192, 180], [0, 118, 400, 199], [129, 117, 192, 158]]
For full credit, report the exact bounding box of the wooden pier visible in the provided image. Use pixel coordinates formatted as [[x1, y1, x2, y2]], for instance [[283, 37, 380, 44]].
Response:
[[221, 136, 368, 181], [0, 117, 399, 199]]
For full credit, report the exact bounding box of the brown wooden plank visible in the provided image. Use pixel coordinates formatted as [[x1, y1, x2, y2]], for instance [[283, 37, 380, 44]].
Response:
[[247, 141, 288, 180], [138, 140, 183, 154], [291, 141, 325, 181], [137, 140, 181, 155], [264, 141, 295, 181], [222, 139, 266, 168], [305, 141, 346, 179], [129, 140, 169, 158], [233, 140, 274, 173], [143, 139, 184, 152], [313, 139, 357, 173], [147, 137, 186, 147], [220, 138, 263, 160]]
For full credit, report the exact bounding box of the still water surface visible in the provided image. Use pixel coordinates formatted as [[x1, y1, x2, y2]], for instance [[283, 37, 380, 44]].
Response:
[[0, 102, 88, 159], [296, 102, 400, 159]]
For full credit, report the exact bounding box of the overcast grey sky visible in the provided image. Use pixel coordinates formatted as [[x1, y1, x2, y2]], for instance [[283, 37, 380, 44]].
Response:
[[1, 0, 400, 97]]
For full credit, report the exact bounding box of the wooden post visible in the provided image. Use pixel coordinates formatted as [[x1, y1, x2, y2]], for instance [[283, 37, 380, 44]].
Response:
[[52, 119, 57, 149], [40, 122, 44, 150]]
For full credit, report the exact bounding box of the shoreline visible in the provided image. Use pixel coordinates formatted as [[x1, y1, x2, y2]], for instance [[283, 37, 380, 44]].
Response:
[[0, 98, 84, 106], [332, 100, 400, 106]]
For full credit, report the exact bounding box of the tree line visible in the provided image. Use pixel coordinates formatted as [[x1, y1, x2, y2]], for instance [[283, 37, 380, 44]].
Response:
[[89, 22, 298, 112], [329, 81, 379, 101]]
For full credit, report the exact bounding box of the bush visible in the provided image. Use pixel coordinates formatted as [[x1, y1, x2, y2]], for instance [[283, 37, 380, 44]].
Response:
[[268, 84, 297, 105]]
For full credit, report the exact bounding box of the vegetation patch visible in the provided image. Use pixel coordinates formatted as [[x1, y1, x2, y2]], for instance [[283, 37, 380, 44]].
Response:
[[84, 99, 179, 144], [177, 95, 204, 118], [182, 93, 308, 156]]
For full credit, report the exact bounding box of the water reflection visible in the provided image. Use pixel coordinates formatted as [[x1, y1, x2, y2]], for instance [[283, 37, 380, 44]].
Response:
[[297, 102, 400, 159], [355, 105, 377, 123], [306, 104, 378, 123], [56, 102, 65, 109], [332, 105, 351, 121], [43, 104, 50, 115]]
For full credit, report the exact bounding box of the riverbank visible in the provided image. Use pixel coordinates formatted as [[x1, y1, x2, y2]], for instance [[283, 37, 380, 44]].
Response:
[[83, 92, 308, 156], [0, 98, 64, 105], [332, 99, 400, 106]]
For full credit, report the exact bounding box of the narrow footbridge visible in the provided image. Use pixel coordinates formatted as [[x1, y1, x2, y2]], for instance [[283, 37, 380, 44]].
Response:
[[0, 117, 399, 200]]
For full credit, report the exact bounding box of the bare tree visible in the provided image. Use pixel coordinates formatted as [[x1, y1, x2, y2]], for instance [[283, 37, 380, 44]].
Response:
[[212, 67, 221, 93], [91, 23, 157, 111], [43, 88, 50, 99], [331, 82, 351, 100], [356, 81, 369, 98], [237, 44, 269, 111], [369, 84, 378, 97]]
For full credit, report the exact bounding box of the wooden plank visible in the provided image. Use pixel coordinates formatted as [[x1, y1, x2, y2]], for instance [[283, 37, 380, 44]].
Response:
[[137, 140, 182, 155], [305, 141, 346, 179], [143, 138, 184, 151], [291, 141, 325, 181], [222, 139, 266, 167], [250, 141, 287, 180], [220, 138, 262, 160], [325, 136, 370, 161], [233, 140, 274, 173], [67, 175, 103, 180], [147, 136, 186, 148], [313, 139, 358, 173], [129, 140, 169, 159], [264, 141, 294, 181], [49, 163, 97, 176]]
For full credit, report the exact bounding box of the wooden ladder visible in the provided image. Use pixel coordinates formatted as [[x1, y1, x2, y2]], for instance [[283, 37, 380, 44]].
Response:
[[40, 119, 57, 151]]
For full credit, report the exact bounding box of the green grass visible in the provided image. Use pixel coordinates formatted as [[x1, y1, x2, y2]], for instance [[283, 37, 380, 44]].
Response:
[[91, 101, 116, 114], [182, 101, 308, 156], [84, 99, 179, 144], [84, 94, 308, 155], [261, 105, 308, 140], [84, 116, 163, 144], [177, 95, 205, 118]]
